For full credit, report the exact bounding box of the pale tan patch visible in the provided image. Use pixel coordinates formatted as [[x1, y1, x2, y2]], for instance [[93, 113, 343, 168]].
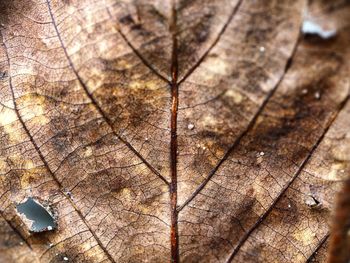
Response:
[[18, 94, 47, 122], [332, 144, 350, 161], [0, 107, 23, 143], [293, 228, 315, 246], [0, 107, 17, 126], [200, 114, 218, 127], [224, 89, 244, 104], [205, 57, 229, 75], [20, 171, 38, 189], [83, 146, 93, 157]]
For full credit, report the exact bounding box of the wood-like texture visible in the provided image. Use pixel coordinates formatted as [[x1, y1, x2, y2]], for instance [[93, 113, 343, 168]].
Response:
[[0, 0, 349, 262]]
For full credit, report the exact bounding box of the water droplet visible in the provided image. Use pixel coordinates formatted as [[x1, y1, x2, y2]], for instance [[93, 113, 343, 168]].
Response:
[[259, 152, 265, 156], [63, 257, 69, 261], [19, 242, 24, 245], [314, 91, 321, 100], [288, 204, 291, 208], [259, 46, 265, 53], [187, 123, 195, 130], [302, 89, 308, 95], [305, 195, 320, 208], [49, 243, 54, 247]]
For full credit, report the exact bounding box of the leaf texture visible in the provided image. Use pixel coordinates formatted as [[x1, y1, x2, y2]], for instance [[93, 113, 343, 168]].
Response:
[[0, 0, 349, 262]]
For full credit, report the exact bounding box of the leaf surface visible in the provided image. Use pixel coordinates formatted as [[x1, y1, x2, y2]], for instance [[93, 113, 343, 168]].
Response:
[[0, 0, 349, 262]]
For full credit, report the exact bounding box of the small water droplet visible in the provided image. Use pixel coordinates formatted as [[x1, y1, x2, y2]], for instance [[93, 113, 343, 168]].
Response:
[[259, 46, 265, 53], [314, 91, 321, 100], [187, 123, 195, 130], [305, 195, 320, 208], [288, 204, 291, 208], [340, 169, 345, 173], [49, 243, 54, 247], [19, 242, 24, 245], [259, 151, 265, 156], [63, 256, 69, 261], [302, 89, 308, 95]]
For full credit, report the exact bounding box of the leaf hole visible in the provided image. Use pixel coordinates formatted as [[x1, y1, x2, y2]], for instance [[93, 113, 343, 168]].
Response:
[[16, 197, 57, 233]]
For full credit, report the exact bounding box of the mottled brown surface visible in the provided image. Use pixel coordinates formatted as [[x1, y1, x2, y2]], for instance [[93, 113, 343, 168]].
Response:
[[328, 178, 350, 263], [0, 0, 349, 262]]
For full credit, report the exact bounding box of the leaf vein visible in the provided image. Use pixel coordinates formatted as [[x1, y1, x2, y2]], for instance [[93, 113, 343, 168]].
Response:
[[2, 28, 117, 263], [225, 94, 350, 262], [46, 0, 169, 186]]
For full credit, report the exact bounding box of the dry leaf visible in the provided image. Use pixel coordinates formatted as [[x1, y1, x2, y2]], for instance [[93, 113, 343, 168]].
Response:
[[0, 0, 349, 262]]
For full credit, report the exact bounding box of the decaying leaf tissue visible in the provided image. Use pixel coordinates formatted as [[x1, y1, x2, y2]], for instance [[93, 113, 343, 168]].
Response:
[[0, 0, 349, 262]]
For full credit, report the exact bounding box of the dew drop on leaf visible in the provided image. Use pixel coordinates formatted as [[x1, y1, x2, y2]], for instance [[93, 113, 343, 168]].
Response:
[[187, 123, 195, 130], [259, 46, 265, 53], [305, 195, 320, 208], [314, 91, 321, 100]]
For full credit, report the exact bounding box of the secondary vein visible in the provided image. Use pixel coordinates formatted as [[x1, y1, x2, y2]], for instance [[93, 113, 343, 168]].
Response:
[[1, 31, 116, 263], [46, 0, 169, 186]]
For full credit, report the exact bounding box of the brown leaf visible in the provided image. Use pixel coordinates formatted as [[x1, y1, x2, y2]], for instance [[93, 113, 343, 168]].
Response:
[[0, 0, 349, 262]]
